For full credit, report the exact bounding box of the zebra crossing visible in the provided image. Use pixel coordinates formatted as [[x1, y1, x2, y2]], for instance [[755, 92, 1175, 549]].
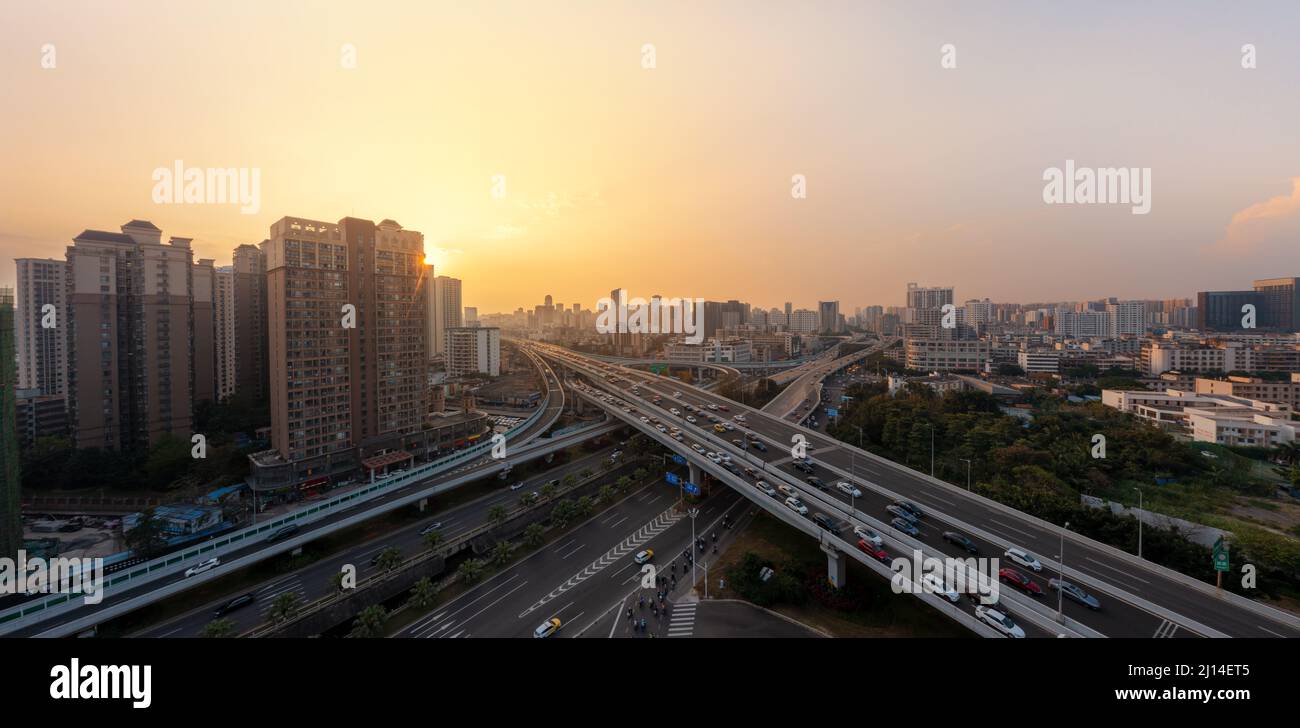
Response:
[[667, 600, 698, 638], [1153, 619, 1179, 638], [518, 505, 682, 618]]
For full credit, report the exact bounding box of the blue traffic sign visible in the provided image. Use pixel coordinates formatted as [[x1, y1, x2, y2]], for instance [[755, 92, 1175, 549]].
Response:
[[826, 408, 839, 417], [665, 472, 681, 485], [684, 481, 700, 496], [671, 454, 686, 465]]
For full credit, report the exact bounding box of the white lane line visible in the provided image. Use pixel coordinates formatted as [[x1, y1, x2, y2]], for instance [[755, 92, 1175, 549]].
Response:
[[157, 627, 184, 637], [552, 539, 577, 554], [988, 519, 1038, 540], [1084, 557, 1151, 585], [434, 580, 530, 638], [1258, 626, 1286, 637], [559, 543, 586, 560], [409, 573, 523, 636], [607, 516, 628, 530]]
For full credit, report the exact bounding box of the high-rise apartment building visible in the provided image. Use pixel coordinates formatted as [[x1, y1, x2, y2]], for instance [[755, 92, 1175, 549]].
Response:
[[214, 266, 236, 400], [264, 216, 428, 468], [191, 258, 217, 405], [1253, 277, 1300, 332], [906, 283, 954, 311], [1055, 309, 1112, 339], [65, 220, 196, 451], [14, 258, 67, 397], [445, 326, 500, 377], [429, 275, 463, 356], [0, 287, 20, 559], [818, 301, 841, 333], [1105, 300, 1146, 337], [232, 242, 269, 401]]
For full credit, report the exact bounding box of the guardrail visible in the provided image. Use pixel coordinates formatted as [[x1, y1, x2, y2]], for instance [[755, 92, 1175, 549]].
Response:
[[0, 354, 563, 632]]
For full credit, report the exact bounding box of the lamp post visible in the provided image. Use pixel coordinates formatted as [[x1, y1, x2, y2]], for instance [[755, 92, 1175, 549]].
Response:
[[688, 507, 699, 591], [1057, 521, 1069, 622], [1134, 487, 1143, 559], [961, 458, 972, 491]]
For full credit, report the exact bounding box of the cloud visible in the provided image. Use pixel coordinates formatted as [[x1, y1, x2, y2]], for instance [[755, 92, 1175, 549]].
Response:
[[1212, 177, 1300, 253]]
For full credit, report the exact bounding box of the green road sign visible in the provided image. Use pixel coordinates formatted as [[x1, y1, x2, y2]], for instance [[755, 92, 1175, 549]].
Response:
[[1214, 550, 1230, 572]]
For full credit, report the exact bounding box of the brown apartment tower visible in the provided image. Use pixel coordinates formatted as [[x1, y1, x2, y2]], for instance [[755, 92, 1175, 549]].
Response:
[[265, 217, 427, 472], [232, 242, 269, 401], [65, 220, 203, 451]]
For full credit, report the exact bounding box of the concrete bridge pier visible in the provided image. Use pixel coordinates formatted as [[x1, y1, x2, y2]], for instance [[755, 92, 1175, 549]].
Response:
[[822, 541, 846, 588]]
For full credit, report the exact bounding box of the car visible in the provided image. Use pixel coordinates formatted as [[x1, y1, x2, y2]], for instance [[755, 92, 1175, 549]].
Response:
[[656, 424, 667, 432], [793, 461, 815, 474], [713, 424, 727, 433], [885, 505, 918, 524], [806, 476, 827, 490], [751, 441, 768, 453], [743, 467, 758, 478], [718, 405, 730, 411], [214, 592, 256, 617], [706, 452, 721, 463], [534, 617, 561, 638], [975, 606, 1024, 638], [999, 567, 1043, 596], [836, 481, 862, 498], [812, 513, 841, 533], [510, 481, 526, 490], [856, 541, 891, 563], [1004, 548, 1043, 572], [784, 497, 809, 515], [673, 433, 684, 441], [754, 481, 777, 496], [686, 416, 698, 424], [419, 522, 443, 536], [669, 408, 680, 416], [1048, 579, 1101, 610], [185, 557, 221, 578], [892, 500, 925, 519], [732, 438, 746, 448], [267, 524, 300, 543], [691, 443, 705, 453], [777, 484, 797, 498], [890, 517, 920, 537], [921, 573, 961, 603], [673, 391, 683, 398], [853, 525, 882, 547], [708, 404, 718, 410], [639, 416, 650, 423], [634, 549, 654, 565], [942, 531, 979, 555], [718, 452, 732, 463]]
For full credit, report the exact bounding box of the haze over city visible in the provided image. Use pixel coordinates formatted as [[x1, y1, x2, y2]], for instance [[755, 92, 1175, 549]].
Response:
[[3, 0, 1300, 313]]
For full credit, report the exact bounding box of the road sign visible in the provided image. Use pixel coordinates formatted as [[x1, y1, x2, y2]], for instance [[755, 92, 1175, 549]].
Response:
[[1214, 550, 1230, 572], [826, 408, 839, 417], [684, 481, 700, 496], [665, 472, 681, 485], [671, 454, 686, 465]]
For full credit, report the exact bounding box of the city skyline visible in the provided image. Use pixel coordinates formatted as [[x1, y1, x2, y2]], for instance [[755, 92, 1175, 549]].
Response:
[[4, 1, 1300, 313]]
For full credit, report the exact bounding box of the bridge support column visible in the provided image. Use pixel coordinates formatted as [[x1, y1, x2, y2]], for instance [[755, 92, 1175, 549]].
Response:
[[688, 462, 702, 488], [822, 542, 846, 588]]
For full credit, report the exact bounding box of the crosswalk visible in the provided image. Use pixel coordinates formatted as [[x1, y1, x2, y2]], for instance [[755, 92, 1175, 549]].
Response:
[[518, 505, 682, 618], [1153, 619, 1179, 638], [667, 600, 697, 638]]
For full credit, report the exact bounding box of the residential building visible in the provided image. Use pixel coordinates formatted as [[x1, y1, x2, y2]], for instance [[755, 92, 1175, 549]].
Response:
[[232, 242, 269, 401], [904, 338, 990, 372], [429, 275, 463, 356], [445, 326, 501, 377], [0, 288, 19, 558], [14, 258, 67, 397]]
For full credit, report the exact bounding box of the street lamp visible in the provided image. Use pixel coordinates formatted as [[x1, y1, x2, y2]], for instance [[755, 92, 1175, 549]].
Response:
[[960, 458, 972, 491], [688, 507, 699, 591], [1056, 521, 1069, 622], [1134, 487, 1143, 559]]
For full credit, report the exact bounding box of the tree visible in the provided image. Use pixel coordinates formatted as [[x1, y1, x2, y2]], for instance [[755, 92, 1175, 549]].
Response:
[[597, 485, 615, 503], [540, 483, 558, 501], [523, 523, 545, 548], [579, 468, 593, 480], [423, 531, 444, 552], [616, 475, 632, 491], [142, 433, 194, 489], [347, 604, 389, 638], [124, 509, 170, 559], [562, 473, 577, 488], [490, 540, 514, 566], [199, 617, 237, 638], [488, 504, 508, 525], [268, 592, 301, 623], [519, 492, 539, 508], [375, 547, 403, 572], [456, 558, 487, 584], [633, 467, 647, 482], [408, 577, 437, 610]]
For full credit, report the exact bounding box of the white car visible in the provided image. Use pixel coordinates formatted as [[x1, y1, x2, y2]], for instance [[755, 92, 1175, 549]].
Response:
[[754, 481, 777, 496], [784, 496, 809, 515], [975, 606, 1025, 638], [723, 422, 735, 431], [185, 557, 221, 578], [510, 482, 525, 490], [706, 452, 721, 463], [634, 549, 654, 565], [1004, 548, 1043, 572], [718, 452, 732, 463], [921, 573, 961, 603], [708, 404, 718, 411], [836, 481, 862, 498], [639, 416, 649, 423], [673, 391, 683, 398], [656, 424, 667, 432], [686, 416, 698, 424], [533, 618, 561, 639], [691, 443, 705, 453], [777, 484, 797, 498], [669, 408, 680, 416], [853, 525, 882, 547]]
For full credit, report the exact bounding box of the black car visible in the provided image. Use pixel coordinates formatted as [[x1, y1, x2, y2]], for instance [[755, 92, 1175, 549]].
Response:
[[942, 531, 979, 555], [266, 524, 300, 543], [806, 476, 827, 490], [794, 461, 815, 474], [812, 513, 841, 534], [751, 441, 768, 452], [214, 592, 256, 617], [893, 500, 924, 519]]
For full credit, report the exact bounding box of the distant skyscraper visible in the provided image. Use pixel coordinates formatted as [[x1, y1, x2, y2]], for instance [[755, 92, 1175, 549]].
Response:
[[232, 242, 269, 401], [0, 287, 20, 559], [429, 276, 463, 356], [191, 258, 218, 405], [65, 220, 196, 451], [818, 301, 841, 333], [906, 283, 954, 310], [464, 306, 478, 326], [1105, 300, 1146, 337], [214, 266, 237, 400], [1197, 290, 1266, 331], [14, 258, 66, 397], [1253, 277, 1300, 332]]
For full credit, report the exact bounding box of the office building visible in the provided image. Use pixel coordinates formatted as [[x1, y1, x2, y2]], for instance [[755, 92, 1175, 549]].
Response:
[[65, 220, 196, 451], [906, 283, 953, 311], [818, 301, 841, 333], [1253, 277, 1300, 332], [904, 338, 990, 372], [445, 326, 501, 377], [14, 258, 67, 397], [15, 391, 68, 448], [1197, 290, 1267, 331]]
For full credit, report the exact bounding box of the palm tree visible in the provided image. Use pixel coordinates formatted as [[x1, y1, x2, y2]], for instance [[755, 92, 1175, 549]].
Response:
[[540, 483, 558, 501], [457, 558, 487, 584], [616, 475, 632, 491], [199, 617, 236, 638], [268, 592, 301, 624], [597, 485, 615, 503], [331, 569, 350, 593], [633, 467, 647, 482], [562, 473, 577, 488], [422, 531, 443, 552], [347, 605, 389, 638], [488, 504, 508, 525], [490, 540, 513, 566], [579, 468, 593, 480], [408, 577, 438, 611], [375, 547, 403, 572], [520, 492, 539, 508], [522, 523, 545, 548]]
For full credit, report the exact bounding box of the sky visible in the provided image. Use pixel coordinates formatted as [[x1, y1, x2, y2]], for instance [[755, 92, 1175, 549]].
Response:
[[3, 0, 1299, 313]]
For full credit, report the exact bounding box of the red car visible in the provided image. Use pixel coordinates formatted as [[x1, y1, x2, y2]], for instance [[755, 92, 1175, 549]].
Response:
[[857, 540, 890, 564], [999, 567, 1042, 596], [718, 405, 730, 411]]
